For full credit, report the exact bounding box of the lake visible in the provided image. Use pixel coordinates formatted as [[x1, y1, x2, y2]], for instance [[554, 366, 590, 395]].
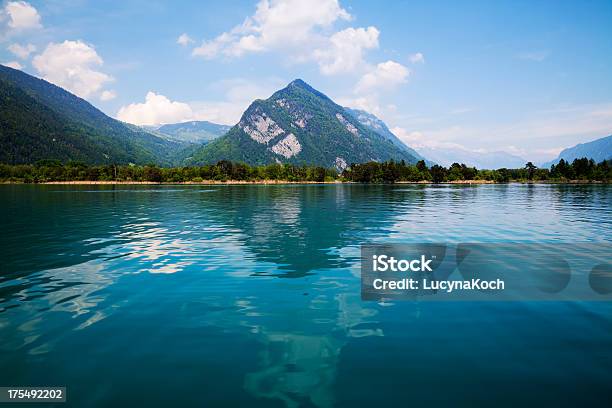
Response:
[[1, 184, 611, 407]]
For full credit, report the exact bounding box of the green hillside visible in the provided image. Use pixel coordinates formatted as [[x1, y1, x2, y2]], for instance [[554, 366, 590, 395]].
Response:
[[0, 64, 182, 165]]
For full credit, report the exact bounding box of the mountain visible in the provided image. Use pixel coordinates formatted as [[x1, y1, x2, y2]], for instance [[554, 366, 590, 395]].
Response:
[[416, 146, 526, 169], [0, 64, 182, 165], [542, 135, 612, 167], [343, 107, 428, 162], [187, 79, 420, 169], [156, 121, 231, 144]]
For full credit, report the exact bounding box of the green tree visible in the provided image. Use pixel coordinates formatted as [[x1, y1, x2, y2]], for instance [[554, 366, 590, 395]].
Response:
[[430, 165, 447, 183], [525, 162, 537, 180]]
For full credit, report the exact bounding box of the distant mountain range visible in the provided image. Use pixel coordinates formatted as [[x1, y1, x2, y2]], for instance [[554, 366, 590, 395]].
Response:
[[153, 121, 231, 144], [541, 135, 612, 167], [416, 146, 527, 169], [0, 64, 183, 165], [187, 79, 421, 169], [2, 64, 609, 170]]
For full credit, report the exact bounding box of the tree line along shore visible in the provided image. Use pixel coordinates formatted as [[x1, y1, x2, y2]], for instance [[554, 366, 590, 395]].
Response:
[[0, 158, 610, 184]]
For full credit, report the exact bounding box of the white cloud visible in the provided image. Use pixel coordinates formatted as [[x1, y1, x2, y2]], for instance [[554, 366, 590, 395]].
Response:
[[117, 77, 285, 126], [176, 33, 193, 46], [32, 40, 113, 99], [313, 26, 379, 75], [188, 0, 396, 79], [2, 1, 41, 30], [390, 127, 428, 147], [190, 77, 284, 124], [390, 102, 612, 163], [8, 42, 35, 59], [391, 126, 479, 151], [192, 0, 351, 59], [100, 89, 117, 101], [336, 95, 382, 117], [187, 101, 244, 125], [117, 92, 194, 126], [213, 77, 279, 103], [409, 52, 424, 64], [355, 60, 409, 94], [2, 60, 22, 69]]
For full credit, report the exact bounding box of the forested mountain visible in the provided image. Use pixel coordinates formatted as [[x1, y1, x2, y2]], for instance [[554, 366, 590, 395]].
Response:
[[542, 135, 612, 167], [187, 79, 420, 169], [0, 64, 182, 165], [155, 121, 231, 144]]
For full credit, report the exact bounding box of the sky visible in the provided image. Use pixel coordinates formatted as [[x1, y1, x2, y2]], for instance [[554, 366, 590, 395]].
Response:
[[1, 0, 611, 162]]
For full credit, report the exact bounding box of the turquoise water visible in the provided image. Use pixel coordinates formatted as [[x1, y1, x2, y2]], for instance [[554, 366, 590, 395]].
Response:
[[1, 184, 611, 407]]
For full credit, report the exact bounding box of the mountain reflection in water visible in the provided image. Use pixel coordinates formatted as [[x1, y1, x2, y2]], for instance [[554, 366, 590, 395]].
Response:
[[0, 184, 611, 407]]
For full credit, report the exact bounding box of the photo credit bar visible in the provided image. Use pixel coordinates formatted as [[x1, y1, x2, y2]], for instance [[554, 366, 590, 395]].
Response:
[[361, 243, 612, 301]]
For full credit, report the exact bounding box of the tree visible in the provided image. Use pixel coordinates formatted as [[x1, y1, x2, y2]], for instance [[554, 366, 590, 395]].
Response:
[[448, 163, 463, 181], [430, 165, 447, 183], [525, 162, 537, 181], [143, 165, 162, 182], [416, 160, 428, 172]]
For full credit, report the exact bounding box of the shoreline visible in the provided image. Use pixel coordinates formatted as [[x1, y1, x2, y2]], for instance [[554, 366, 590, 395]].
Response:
[[1, 179, 607, 185]]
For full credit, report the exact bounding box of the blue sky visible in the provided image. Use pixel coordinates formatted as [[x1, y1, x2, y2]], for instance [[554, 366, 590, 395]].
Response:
[[1, 0, 611, 162]]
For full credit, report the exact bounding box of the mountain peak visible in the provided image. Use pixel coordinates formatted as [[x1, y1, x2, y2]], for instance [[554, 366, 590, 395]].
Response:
[[288, 78, 309, 88], [276, 78, 333, 105], [284, 78, 321, 96]]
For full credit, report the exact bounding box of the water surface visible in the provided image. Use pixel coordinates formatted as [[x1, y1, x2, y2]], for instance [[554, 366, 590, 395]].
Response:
[[1, 184, 611, 407]]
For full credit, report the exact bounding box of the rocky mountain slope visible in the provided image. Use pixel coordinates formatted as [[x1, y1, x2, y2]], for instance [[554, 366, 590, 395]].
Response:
[[343, 107, 427, 163], [187, 79, 421, 169]]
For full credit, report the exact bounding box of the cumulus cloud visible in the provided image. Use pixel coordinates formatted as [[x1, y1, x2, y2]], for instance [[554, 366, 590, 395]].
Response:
[[336, 95, 383, 117], [354, 60, 409, 94], [8, 42, 35, 59], [2, 1, 41, 31], [188, 0, 394, 78], [117, 77, 285, 126], [176, 33, 193, 46], [390, 127, 438, 149], [409, 52, 424, 64], [313, 26, 379, 75], [192, 0, 351, 59], [32, 40, 113, 99], [100, 90, 117, 101], [117, 92, 194, 126], [191, 77, 284, 124], [336, 61, 410, 124], [2, 60, 22, 69]]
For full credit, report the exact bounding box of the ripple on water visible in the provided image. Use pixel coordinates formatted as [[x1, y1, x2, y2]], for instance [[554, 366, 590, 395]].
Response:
[[0, 183, 611, 406]]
